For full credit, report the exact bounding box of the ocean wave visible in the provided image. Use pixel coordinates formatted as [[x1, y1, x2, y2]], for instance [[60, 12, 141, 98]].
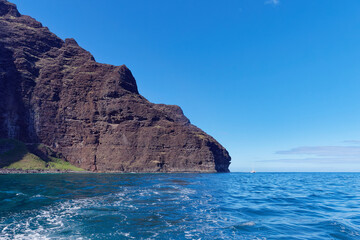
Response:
[[1, 173, 360, 239]]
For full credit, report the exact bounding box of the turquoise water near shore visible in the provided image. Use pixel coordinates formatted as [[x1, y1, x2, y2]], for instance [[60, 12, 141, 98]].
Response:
[[0, 173, 360, 239]]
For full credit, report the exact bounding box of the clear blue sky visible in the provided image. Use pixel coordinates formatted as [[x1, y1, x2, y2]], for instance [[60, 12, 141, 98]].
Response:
[[12, 0, 360, 172]]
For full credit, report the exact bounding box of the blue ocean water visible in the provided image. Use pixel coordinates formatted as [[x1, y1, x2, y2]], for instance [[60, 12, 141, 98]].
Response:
[[0, 173, 359, 240]]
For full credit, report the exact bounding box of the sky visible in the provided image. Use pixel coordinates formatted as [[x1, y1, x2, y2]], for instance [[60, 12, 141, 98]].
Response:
[[11, 0, 360, 172]]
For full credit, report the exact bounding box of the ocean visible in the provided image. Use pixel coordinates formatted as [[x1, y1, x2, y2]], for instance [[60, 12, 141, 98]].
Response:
[[0, 173, 359, 239]]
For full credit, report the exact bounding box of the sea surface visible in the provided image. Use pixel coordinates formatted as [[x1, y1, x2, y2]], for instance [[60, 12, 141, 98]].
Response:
[[0, 173, 359, 240]]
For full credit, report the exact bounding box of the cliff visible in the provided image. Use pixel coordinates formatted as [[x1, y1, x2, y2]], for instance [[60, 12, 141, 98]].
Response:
[[0, 0, 231, 172]]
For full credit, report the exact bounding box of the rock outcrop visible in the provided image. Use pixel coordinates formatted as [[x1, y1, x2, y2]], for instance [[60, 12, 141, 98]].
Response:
[[0, 0, 231, 172]]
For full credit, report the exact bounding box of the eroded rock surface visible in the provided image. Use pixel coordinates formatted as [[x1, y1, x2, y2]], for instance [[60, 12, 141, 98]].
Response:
[[0, 0, 231, 172]]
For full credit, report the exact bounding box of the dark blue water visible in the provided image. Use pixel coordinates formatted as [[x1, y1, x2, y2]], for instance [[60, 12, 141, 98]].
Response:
[[0, 173, 360, 239]]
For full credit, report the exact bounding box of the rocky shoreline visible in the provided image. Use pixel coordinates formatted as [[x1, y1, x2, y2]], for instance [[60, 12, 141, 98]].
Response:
[[0, 169, 222, 174], [0, 169, 91, 174]]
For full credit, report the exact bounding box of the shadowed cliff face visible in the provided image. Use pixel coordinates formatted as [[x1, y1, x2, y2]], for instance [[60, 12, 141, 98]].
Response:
[[0, 0, 231, 172]]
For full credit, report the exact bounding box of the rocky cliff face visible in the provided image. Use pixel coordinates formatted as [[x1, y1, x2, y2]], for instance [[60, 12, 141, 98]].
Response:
[[0, 0, 231, 172]]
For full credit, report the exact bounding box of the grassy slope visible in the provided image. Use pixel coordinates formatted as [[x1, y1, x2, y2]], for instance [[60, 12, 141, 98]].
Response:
[[0, 139, 84, 171]]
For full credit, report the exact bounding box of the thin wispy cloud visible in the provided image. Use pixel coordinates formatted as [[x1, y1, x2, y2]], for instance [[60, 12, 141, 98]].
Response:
[[343, 140, 360, 144], [265, 0, 280, 6], [259, 141, 360, 164], [257, 157, 360, 163], [276, 146, 360, 157]]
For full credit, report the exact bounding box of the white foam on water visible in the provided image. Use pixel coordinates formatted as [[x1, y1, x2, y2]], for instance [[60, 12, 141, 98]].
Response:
[[0, 197, 100, 239], [239, 221, 256, 226], [1, 183, 241, 239]]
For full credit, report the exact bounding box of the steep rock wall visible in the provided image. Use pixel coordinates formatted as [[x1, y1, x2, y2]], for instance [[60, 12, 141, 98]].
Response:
[[0, 0, 231, 172]]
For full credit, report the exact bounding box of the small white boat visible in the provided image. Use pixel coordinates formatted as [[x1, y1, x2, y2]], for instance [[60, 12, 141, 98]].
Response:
[[250, 170, 256, 173]]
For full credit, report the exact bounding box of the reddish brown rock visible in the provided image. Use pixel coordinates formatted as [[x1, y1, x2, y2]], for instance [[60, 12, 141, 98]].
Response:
[[0, 0, 231, 172]]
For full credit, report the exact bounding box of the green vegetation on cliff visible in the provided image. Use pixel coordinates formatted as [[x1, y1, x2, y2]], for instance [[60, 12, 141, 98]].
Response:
[[0, 139, 84, 171]]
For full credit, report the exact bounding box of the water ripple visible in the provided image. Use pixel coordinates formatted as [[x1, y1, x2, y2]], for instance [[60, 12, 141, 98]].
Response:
[[0, 173, 360, 239]]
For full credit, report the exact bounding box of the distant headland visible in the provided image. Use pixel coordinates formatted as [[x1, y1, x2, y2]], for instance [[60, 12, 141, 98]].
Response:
[[0, 0, 230, 173]]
